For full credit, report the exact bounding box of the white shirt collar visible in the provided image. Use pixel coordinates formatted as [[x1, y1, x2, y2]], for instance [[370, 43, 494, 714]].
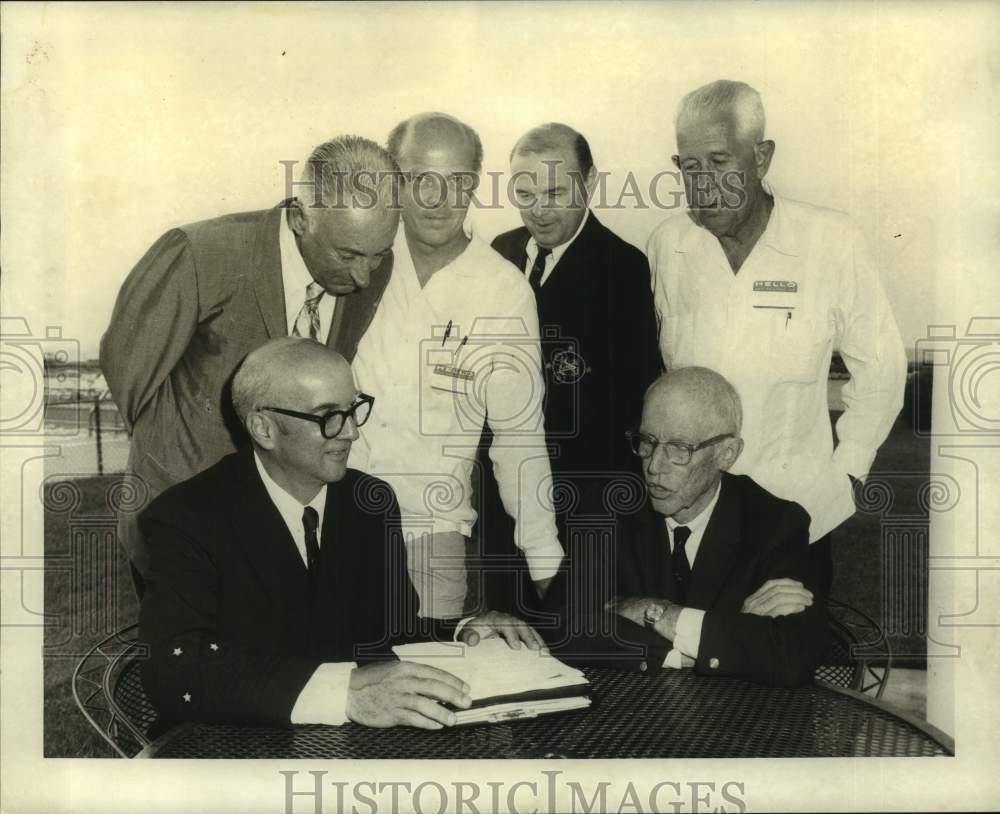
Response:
[[662, 479, 722, 570], [525, 208, 591, 278], [665, 479, 722, 534], [279, 207, 337, 336], [254, 450, 327, 563]]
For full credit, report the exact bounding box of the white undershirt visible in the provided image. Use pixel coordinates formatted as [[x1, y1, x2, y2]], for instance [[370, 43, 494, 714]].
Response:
[[661, 481, 721, 668], [279, 207, 337, 340], [524, 208, 591, 286]]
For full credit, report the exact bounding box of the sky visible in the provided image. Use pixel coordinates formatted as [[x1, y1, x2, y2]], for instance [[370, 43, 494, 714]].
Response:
[[3, 2, 999, 361]]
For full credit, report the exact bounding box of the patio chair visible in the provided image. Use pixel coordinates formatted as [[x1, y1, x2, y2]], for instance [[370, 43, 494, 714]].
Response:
[[72, 624, 157, 757], [814, 598, 892, 698]]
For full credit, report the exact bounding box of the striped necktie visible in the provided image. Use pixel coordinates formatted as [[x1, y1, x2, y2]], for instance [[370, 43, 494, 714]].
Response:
[[292, 281, 325, 340]]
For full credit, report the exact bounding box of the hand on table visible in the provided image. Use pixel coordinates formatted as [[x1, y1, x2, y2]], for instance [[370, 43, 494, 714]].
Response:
[[458, 610, 546, 650], [741, 578, 813, 618], [346, 661, 471, 729]]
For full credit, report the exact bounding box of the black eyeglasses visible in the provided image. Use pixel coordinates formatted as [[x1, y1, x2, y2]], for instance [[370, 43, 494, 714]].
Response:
[[262, 393, 374, 438], [625, 430, 734, 466]]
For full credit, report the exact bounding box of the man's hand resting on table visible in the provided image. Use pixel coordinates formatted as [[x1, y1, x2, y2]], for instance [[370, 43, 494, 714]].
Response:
[[741, 578, 813, 618], [346, 661, 471, 729], [459, 610, 547, 650]]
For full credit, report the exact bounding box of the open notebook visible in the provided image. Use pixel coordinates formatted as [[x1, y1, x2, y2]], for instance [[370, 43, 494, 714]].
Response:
[[393, 639, 592, 725]]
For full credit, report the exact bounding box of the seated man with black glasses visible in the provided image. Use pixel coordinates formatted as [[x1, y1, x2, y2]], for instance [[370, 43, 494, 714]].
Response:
[[139, 337, 545, 729], [605, 366, 828, 687]]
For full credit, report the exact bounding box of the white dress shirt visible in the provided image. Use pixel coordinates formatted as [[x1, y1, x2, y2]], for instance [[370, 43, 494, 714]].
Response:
[[523, 209, 590, 286], [253, 453, 354, 725], [661, 481, 720, 668], [648, 189, 907, 541], [279, 207, 336, 340], [350, 225, 564, 580]]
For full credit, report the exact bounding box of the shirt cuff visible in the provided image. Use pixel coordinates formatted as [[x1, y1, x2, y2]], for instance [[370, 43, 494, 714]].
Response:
[[662, 649, 696, 669], [452, 616, 475, 641], [521, 539, 565, 582], [831, 440, 876, 481], [673, 608, 705, 659], [290, 662, 356, 725]]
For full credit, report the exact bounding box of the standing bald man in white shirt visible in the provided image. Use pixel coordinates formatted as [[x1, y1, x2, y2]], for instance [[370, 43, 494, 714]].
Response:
[[647, 80, 907, 593], [349, 113, 563, 618]]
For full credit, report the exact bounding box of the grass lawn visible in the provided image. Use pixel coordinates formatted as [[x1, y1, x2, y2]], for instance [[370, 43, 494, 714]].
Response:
[[43, 476, 138, 757], [42, 416, 930, 757]]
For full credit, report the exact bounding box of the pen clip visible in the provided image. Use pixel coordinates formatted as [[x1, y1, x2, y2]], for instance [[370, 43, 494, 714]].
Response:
[[442, 320, 453, 346]]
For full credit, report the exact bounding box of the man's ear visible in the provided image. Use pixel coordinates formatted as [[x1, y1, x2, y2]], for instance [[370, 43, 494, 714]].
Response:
[[754, 140, 775, 179], [718, 437, 744, 472], [247, 411, 277, 450], [287, 199, 307, 237], [583, 164, 599, 199], [671, 154, 681, 170]]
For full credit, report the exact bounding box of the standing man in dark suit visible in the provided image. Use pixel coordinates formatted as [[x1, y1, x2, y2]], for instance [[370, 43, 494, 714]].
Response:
[[482, 123, 661, 614], [101, 135, 399, 586], [609, 366, 827, 687], [139, 337, 546, 728]]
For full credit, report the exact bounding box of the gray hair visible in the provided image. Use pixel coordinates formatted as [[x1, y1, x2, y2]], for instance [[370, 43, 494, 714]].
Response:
[[511, 122, 595, 178], [676, 80, 766, 145], [300, 134, 399, 209], [646, 366, 743, 435], [387, 112, 484, 175]]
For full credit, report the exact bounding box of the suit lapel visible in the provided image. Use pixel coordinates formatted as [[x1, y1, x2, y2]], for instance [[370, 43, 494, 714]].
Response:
[[686, 476, 742, 610], [629, 501, 674, 598], [539, 211, 603, 294], [327, 251, 394, 361], [228, 449, 310, 610], [250, 204, 288, 339]]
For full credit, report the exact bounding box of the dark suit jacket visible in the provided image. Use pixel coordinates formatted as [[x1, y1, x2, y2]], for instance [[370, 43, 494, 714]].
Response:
[[480, 213, 660, 614], [491, 212, 661, 475], [138, 450, 442, 726], [611, 472, 828, 687], [101, 203, 392, 575]]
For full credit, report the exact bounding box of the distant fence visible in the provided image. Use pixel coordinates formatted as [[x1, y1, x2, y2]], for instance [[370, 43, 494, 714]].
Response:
[[41, 365, 930, 480], [44, 397, 129, 478]]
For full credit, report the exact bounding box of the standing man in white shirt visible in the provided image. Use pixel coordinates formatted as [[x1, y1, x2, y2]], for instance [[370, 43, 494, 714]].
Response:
[[139, 338, 545, 728], [349, 113, 564, 619], [647, 80, 907, 592]]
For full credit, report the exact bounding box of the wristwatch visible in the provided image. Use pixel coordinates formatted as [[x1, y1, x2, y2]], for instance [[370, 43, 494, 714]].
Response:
[[644, 602, 665, 629]]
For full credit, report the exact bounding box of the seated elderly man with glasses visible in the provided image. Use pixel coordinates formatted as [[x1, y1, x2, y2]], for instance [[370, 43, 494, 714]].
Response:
[[607, 366, 828, 687], [139, 337, 545, 730]]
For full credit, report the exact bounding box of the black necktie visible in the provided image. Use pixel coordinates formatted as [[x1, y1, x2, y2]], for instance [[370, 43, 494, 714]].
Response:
[[671, 525, 692, 604], [528, 247, 552, 292], [302, 507, 321, 583]]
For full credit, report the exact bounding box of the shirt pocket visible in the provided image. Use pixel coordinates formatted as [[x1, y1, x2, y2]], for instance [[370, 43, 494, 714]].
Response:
[[770, 315, 833, 383]]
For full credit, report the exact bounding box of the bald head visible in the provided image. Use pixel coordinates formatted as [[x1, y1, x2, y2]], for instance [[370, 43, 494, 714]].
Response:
[[388, 112, 483, 175], [232, 338, 352, 427], [644, 366, 742, 439], [639, 367, 743, 521]]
